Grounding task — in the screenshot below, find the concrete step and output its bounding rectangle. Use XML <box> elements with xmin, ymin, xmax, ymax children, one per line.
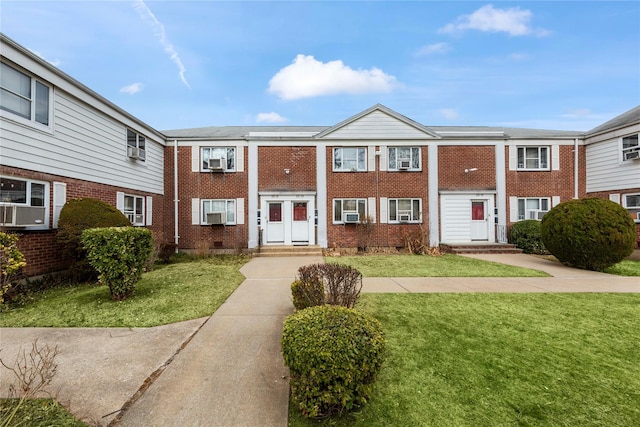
<box><xmin>440</xmin><ymin>243</ymin><xmax>523</xmax><ymax>255</ymax></box>
<box><xmin>254</xmin><ymin>245</ymin><xmax>323</xmax><ymax>257</ymax></box>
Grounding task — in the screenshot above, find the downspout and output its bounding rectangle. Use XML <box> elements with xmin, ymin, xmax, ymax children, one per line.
<box><xmin>174</xmin><ymin>139</ymin><xmax>179</xmax><ymax>250</ymax></box>
<box><xmin>574</xmin><ymin>138</ymin><xmax>579</xmax><ymax>199</ymax></box>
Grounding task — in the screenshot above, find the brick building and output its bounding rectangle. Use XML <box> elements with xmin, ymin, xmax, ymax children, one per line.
<box><xmin>1</xmin><ymin>33</ymin><xmax>639</xmax><ymax>277</ymax></box>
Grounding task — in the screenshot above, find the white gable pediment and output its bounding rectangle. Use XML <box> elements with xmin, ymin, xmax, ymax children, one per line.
<box><xmin>316</xmin><ymin>104</ymin><xmax>440</xmax><ymax>140</ymax></box>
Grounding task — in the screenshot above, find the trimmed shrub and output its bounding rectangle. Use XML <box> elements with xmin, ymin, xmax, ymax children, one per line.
<box><xmin>291</xmin><ymin>279</ymin><xmax>324</xmax><ymax>310</ymax></box>
<box><xmin>282</xmin><ymin>305</ymin><xmax>385</xmax><ymax>418</ymax></box>
<box><xmin>296</xmin><ymin>263</ymin><xmax>363</xmax><ymax>308</ymax></box>
<box><xmin>508</xmin><ymin>220</ymin><xmax>548</xmax><ymax>254</ymax></box>
<box><xmin>82</xmin><ymin>227</ymin><xmax>153</xmax><ymax>300</ymax></box>
<box><xmin>541</xmin><ymin>197</ymin><xmax>636</xmax><ymax>271</ymax></box>
<box><xmin>57</xmin><ymin>198</ymin><xmax>131</xmax><ymax>281</ymax></box>
<box><xmin>0</xmin><ymin>232</ymin><xmax>27</xmax><ymax>304</ymax></box>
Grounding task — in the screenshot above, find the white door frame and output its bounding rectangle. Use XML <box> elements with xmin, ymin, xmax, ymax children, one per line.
<box><xmin>259</xmin><ymin>192</ymin><xmax>316</xmax><ymax>246</ymax></box>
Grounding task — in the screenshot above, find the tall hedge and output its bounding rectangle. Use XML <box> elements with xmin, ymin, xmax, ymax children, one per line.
<box><xmin>82</xmin><ymin>227</ymin><xmax>153</xmax><ymax>300</ymax></box>
<box><xmin>540</xmin><ymin>198</ymin><xmax>635</xmax><ymax>271</ymax></box>
<box><xmin>508</xmin><ymin>219</ymin><xmax>548</xmax><ymax>254</ymax></box>
<box><xmin>0</xmin><ymin>232</ymin><xmax>27</xmax><ymax>304</ymax></box>
<box><xmin>57</xmin><ymin>198</ymin><xmax>131</xmax><ymax>280</ymax></box>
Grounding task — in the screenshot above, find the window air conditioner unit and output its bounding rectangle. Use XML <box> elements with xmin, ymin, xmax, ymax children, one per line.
<box><xmin>398</xmin><ymin>213</ymin><xmax>411</xmax><ymax>222</ymax></box>
<box><xmin>623</xmin><ymin>150</ymin><xmax>640</xmax><ymax>161</ymax></box>
<box><xmin>208</xmin><ymin>158</ymin><xmax>225</xmax><ymax>171</ymax></box>
<box><xmin>1</xmin><ymin>206</ymin><xmax>46</xmax><ymax>226</ymax></box>
<box><xmin>207</xmin><ymin>212</ymin><xmax>226</xmax><ymax>225</ymax></box>
<box><xmin>127</xmin><ymin>146</ymin><xmax>146</xmax><ymax>160</ymax></box>
<box><xmin>343</xmin><ymin>213</ymin><xmax>360</xmax><ymax>223</ymax></box>
<box><xmin>527</xmin><ymin>210</ymin><xmax>547</xmax><ymax>220</ymax></box>
<box><xmin>398</xmin><ymin>159</ymin><xmax>411</xmax><ymax>170</ymax></box>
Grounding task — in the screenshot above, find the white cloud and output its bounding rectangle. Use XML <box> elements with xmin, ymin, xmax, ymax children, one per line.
<box><xmin>29</xmin><ymin>49</ymin><xmax>61</xmax><ymax>67</ymax></box>
<box><xmin>133</xmin><ymin>0</ymin><xmax>190</xmax><ymax>88</ymax></box>
<box><xmin>414</xmin><ymin>42</ymin><xmax>451</xmax><ymax>57</ymax></box>
<box><xmin>120</xmin><ymin>82</ymin><xmax>145</xmax><ymax>95</ymax></box>
<box><xmin>256</xmin><ymin>112</ymin><xmax>288</xmax><ymax>123</ymax></box>
<box><xmin>268</xmin><ymin>54</ymin><xmax>397</xmax><ymax>100</ymax></box>
<box><xmin>439</xmin><ymin>108</ymin><xmax>459</xmax><ymax>120</ymax></box>
<box><xmin>439</xmin><ymin>4</ymin><xmax>550</xmax><ymax>37</ymax></box>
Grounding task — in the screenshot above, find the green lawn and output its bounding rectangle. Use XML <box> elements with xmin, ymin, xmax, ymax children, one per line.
<box><xmin>0</xmin><ymin>399</ymin><xmax>87</xmax><ymax>427</ymax></box>
<box><xmin>290</xmin><ymin>293</ymin><xmax>640</xmax><ymax>426</ymax></box>
<box><xmin>325</xmin><ymin>254</ymin><xmax>550</xmax><ymax>277</ymax></box>
<box><xmin>604</xmin><ymin>259</ymin><xmax>640</xmax><ymax>276</ymax></box>
<box><xmin>0</xmin><ymin>255</ymin><xmax>248</xmax><ymax>327</ymax></box>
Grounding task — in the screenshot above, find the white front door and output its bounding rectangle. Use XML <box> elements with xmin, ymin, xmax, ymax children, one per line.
<box><xmin>291</xmin><ymin>202</ymin><xmax>309</xmax><ymax>244</ymax></box>
<box><xmin>470</xmin><ymin>200</ymin><xmax>489</xmax><ymax>241</ymax></box>
<box><xmin>266</xmin><ymin>202</ymin><xmax>284</xmax><ymax>243</ymax></box>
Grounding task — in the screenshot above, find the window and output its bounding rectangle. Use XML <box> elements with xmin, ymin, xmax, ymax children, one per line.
<box><xmin>622</xmin><ymin>134</ymin><xmax>639</xmax><ymax>161</ymax></box>
<box><xmin>623</xmin><ymin>193</ymin><xmax>640</xmax><ymax>209</ymax></box>
<box><xmin>126</xmin><ymin>129</ymin><xmax>146</xmax><ymax>161</ymax></box>
<box><xmin>517</xmin><ymin>198</ymin><xmax>550</xmax><ymax>221</ymax></box>
<box><xmin>201</xmin><ymin>147</ymin><xmax>235</xmax><ymax>172</ymax></box>
<box><xmin>124</xmin><ymin>195</ymin><xmax>145</xmax><ymax>226</ymax></box>
<box><xmin>0</xmin><ymin>62</ymin><xmax>50</xmax><ymax>126</ymax></box>
<box><xmin>0</xmin><ymin>176</ymin><xmax>49</xmax><ymax>228</ymax></box>
<box><xmin>202</xmin><ymin>199</ymin><xmax>236</xmax><ymax>225</ymax></box>
<box><xmin>333</xmin><ymin>199</ymin><xmax>366</xmax><ymax>223</ymax></box>
<box><xmin>517</xmin><ymin>147</ymin><xmax>549</xmax><ymax>170</ymax></box>
<box><xmin>388</xmin><ymin>198</ymin><xmax>421</xmax><ymax>223</ymax></box>
<box><xmin>333</xmin><ymin>147</ymin><xmax>366</xmax><ymax>172</ymax></box>
<box><xmin>388</xmin><ymin>147</ymin><xmax>421</xmax><ymax>170</ymax></box>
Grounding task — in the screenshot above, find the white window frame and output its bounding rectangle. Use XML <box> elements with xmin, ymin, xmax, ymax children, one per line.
<box><xmin>333</xmin><ymin>198</ymin><xmax>367</xmax><ymax>224</ymax></box>
<box><xmin>517</xmin><ymin>197</ymin><xmax>550</xmax><ymax>221</ymax></box>
<box><xmin>621</xmin><ymin>134</ymin><xmax>639</xmax><ymax>161</ymax></box>
<box><xmin>0</xmin><ymin>175</ymin><xmax>50</xmax><ymax>229</ymax></box>
<box><xmin>517</xmin><ymin>146</ymin><xmax>549</xmax><ymax>170</ymax></box>
<box><xmin>0</xmin><ymin>61</ymin><xmax>51</xmax><ymax>128</ymax></box>
<box><xmin>126</xmin><ymin>129</ymin><xmax>147</xmax><ymax>161</ymax></box>
<box><xmin>388</xmin><ymin>198</ymin><xmax>422</xmax><ymax>223</ymax></box>
<box><xmin>201</xmin><ymin>199</ymin><xmax>236</xmax><ymax>225</ymax></box>
<box><xmin>201</xmin><ymin>147</ymin><xmax>236</xmax><ymax>172</ymax></box>
<box><xmin>333</xmin><ymin>147</ymin><xmax>367</xmax><ymax>172</ymax></box>
<box><xmin>622</xmin><ymin>193</ymin><xmax>640</xmax><ymax>209</ymax></box>
<box><xmin>123</xmin><ymin>194</ymin><xmax>145</xmax><ymax>226</ymax></box>
<box><xmin>387</xmin><ymin>147</ymin><xmax>421</xmax><ymax>171</ymax></box>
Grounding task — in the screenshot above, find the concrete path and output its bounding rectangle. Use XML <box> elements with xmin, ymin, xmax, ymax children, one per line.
<box><xmin>0</xmin><ymin>253</ymin><xmax>637</xmax><ymax>427</ymax></box>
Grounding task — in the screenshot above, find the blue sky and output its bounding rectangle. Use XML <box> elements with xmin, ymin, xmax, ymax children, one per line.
<box><xmin>1</xmin><ymin>1</ymin><xmax>639</xmax><ymax>131</ymax></box>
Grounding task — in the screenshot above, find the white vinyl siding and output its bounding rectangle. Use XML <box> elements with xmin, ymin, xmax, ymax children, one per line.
<box><xmin>320</xmin><ymin>110</ymin><xmax>435</xmax><ymax>139</ymax></box>
<box><xmin>586</xmin><ymin>138</ymin><xmax>640</xmax><ymax>192</ymax></box>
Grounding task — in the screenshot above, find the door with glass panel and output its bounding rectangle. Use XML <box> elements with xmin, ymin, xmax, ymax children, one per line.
<box><xmin>266</xmin><ymin>202</ymin><xmax>284</xmax><ymax>243</ymax></box>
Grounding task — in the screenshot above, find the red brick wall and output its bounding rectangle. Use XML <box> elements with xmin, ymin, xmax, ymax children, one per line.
<box><xmin>1</xmin><ymin>165</ymin><xmax>165</xmax><ymax>276</ymax></box>
<box><xmin>258</xmin><ymin>146</ymin><xmax>317</xmax><ymax>191</ymax></box>
<box><xmin>166</xmin><ymin>146</ymin><xmax>249</xmax><ymax>251</ymax></box>
<box><xmin>326</xmin><ymin>146</ymin><xmax>429</xmax><ymax>248</ymax></box>
<box><xmin>438</xmin><ymin>145</ymin><xmax>496</xmax><ymax>191</ymax></box>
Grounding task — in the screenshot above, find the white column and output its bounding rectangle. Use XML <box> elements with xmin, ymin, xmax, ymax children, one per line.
<box><xmin>428</xmin><ymin>144</ymin><xmax>439</xmax><ymax>246</ymax></box>
<box><xmin>495</xmin><ymin>142</ymin><xmax>507</xmax><ymax>242</ymax></box>
<box><xmin>316</xmin><ymin>144</ymin><xmax>328</xmax><ymax>247</ymax></box>
<box><xmin>248</xmin><ymin>144</ymin><xmax>259</xmax><ymax>248</ymax></box>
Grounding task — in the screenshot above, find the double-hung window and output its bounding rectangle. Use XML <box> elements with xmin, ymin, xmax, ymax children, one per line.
<box><xmin>623</xmin><ymin>194</ymin><xmax>640</xmax><ymax>209</ymax></box>
<box><xmin>388</xmin><ymin>198</ymin><xmax>421</xmax><ymax>223</ymax></box>
<box><xmin>202</xmin><ymin>199</ymin><xmax>236</xmax><ymax>225</ymax></box>
<box><xmin>622</xmin><ymin>134</ymin><xmax>639</xmax><ymax>161</ymax></box>
<box><xmin>517</xmin><ymin>146</ymin><xmax>549</xmax><ymax>170</ymax></box>
<box><xmin>518</xmin><ymin>198</ymin><xmax>549</xmax><ymax>221</ymax></box>
<box><xmin>202</xmin><ymin>147</ymin><xmax>235</xmax><ymax>172</ymax></box>
<box><xmin>124</xmin><ymin>195</ymin><xmax>145</xmax><ymax>226</ymax></box>
<box><xmin>0</xmin><ymin>176</ymin><xmax>48</xmax><ymax>227</ymax></box>
<box><xmin>388</xmin><ymin>147</ymin><xmax>421</xmax><ymax>170</ymax></box>
<box><xmin>333</xmin><ymin>199</ymin><xmax>366</xmax><ymax>223</ymax></box>
<box><xmin>126</xmin><ymin>129</ymin><xmax>146</xmax><ymax>161</ymax></box>
<box><xmin>0</xmin><ymin>62</ymin><xmax>50</xmax><ymax>126</ymax></box>
<box><xmin>333</xmin><ymin>147</ymin><xmax>366</xmax><ymax>172</ymax></box>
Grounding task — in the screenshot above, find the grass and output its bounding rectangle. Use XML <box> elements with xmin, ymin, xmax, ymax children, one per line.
<box><xmin>325</xmin><ymin>254</ymin><xmax>550</xmax><ymax>277</ymax></box>
<box><xmin>0</xmin><ymin>255</ymin><xmax>249</xmax><ymax>327</ymax></box>
<box><xmin>0</xmin><ymin>399</ymin><xmax>87</xmax><ymax>427</ymax></box>
<box><xmin>290</xmin><ymin>293</ymin><xmax>640</xmax><ymax>426</ymax></box>
<box><xmin>604</xmin><ymin>259</ymin><xmax>640</xmax><ymax>276</ymax></box>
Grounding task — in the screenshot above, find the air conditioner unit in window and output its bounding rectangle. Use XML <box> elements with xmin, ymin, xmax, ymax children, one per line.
<box><xmin>398</xmin><ymin>213</ymin><xmax>411</xmax><ymax>222</ymax></box>
<box><xmin>343</xmin><ymin>213</ymin><xmax>360</xmax><ymax>223</ymax></box>
<box><xmin>207</xmin><ymin>212</ymin><xmax>226</xmax><ymax>225</ymax></box>
<box><xmin>1</xmin><ymin>206</ymin><xmax>46</xmax><ymax>226</ymax></box>
<box><xmin>1</xmin><ymin>205</ymin><xmax>16</xmax><ymax>226</ymax></box>
<box><xmin>527</xmin><ymin>210</ymin><xmax>548</xmax><ymax>220</ymax></box>
<box><xmin>127</xmin><ymin>146</ymin><xmax>146</xmax><ymax>160</ymax></box>
<box><xmin>623</xmin><ymin>150</ymin><xmax>640</xmax><ymax>161</ymax></box>
<box><xmin>208</xmin><ymin>158</ymin><xmax>225</xmax><ymax>171</ymax></box>
<box><xmin>398</xmin><ymin>159</ymin><xmax>411</xmax><ymax>170</ymax></box>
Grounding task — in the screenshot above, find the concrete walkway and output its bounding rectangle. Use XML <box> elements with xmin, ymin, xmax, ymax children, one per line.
<box><xmin>0</xmin><ymin>254</ymin><xmax>637</xmax><ymax>427</ymax></box>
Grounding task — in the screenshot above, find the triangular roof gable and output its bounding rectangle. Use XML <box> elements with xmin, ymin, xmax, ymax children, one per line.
<box><xmin>315</xmin><ymin>104</ymin><xmax>441</xmax><ymax>139</ymax></box>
